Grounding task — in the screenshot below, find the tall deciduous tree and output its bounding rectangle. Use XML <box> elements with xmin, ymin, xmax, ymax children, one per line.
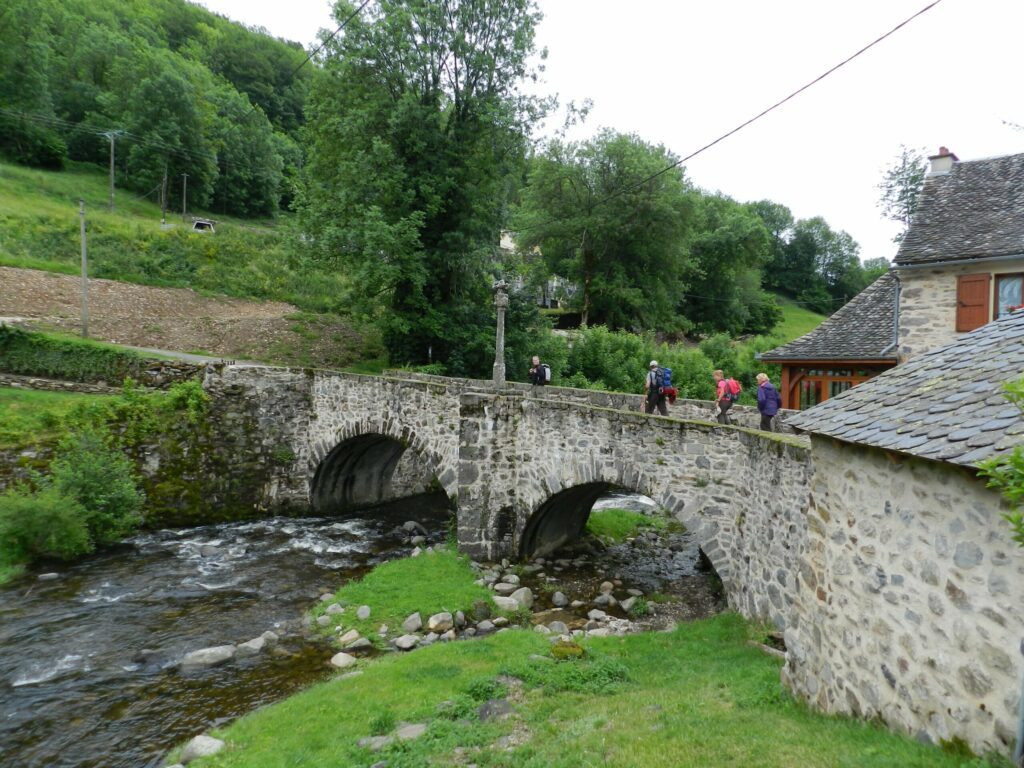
<box><xmin>515</xmin><ymin>130</ymin><xmax>693</xmax><ymax>331</ymax></box>
<box><xmin>298</xmin><ymin>0</ymin><xmax>548</xmax><ymax>370</ymax></box>
<box><xmin>878</xmin><ymin>145</ymin><xmax>926</xmax><ymax>243</ymax></box>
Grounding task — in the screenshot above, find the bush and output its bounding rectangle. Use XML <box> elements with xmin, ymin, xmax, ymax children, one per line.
<box><xmin>0</xmin><ymin>326</ymin><xmax>146</xmax><ymax>384</ymax></box>
<box><xmin>50</xmin><ymin>428</ymin><xmax>144</xmax><ymax>545</ymax></box>
<box><xmin>0</xmin><ymin>485</ymin><xmax>92</xmax><ymax>563</ymax></box>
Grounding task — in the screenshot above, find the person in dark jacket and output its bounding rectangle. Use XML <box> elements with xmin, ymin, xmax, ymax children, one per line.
<box><xmin>755</xmin><ymin>372</ymin><xmax>782</xmax><ymax>431</ymax></box>
<box><xmin>529</xmin><ymin>355</ymin><xmax>547</xmax><ymax>386</ymax></box>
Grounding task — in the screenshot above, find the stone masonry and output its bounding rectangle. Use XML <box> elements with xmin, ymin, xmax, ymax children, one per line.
<box><xmin>784</xmin><ymin>436</ymin><xmax>1024</xmax><ymax>755</ymax></box>
<box><xmin>897</xmin><ymin>258</ymin><xmax>1024</xmax><ymax>362</ymax></box>
<box><xmin>455</xmin><ymin>391</ymin><xmax>812</xmax><ymax>629</ymax></box>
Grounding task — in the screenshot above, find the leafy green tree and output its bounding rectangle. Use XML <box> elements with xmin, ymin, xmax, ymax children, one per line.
<box><xmin>877</xmin><ymin>145</ymin><xmax>926</xmax><ymax>243</ymax></box>
<box><xmin>978</xmin><ymin>379</ymin><xmax>1024</xmax><ymax>546</ymax></box>
<box><xmin>298</xmin><ymin>0</ymin><xmax>547</xmax><ymax>372</ymax></box>
<box><xmin>515</xmin><ymin>130</ymin><xmax>693</xmax><ymax>331</ymax></box>
<box><xmin>681</xmin><ymin>194</ymin><xmax>776</xmax><ymax>335</ymax></box>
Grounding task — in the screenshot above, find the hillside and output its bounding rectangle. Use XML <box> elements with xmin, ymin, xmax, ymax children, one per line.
<box><xmin>773</xmin><ymin>295</ymin><xmax>827</xmax><ymax>343</ymax></box>
<box><xmin>0</xmin><ymin>162</ymin><xmax>380</xmax><ymax>368</ymax></box>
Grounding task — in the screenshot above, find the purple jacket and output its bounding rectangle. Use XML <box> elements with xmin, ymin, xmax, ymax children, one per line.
<box><xmin>757</xmin><ymin>381</ymin><xmax>781</xmax><ymax>416</ymax></box>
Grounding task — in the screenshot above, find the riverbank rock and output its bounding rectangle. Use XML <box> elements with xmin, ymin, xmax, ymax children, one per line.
<box><xmin>510</xmin><ymin>587</ymin><xmax>534</xmax><ymax>609</ymax></box>
<box><xmin>338</xmin><ymin>629</ymin><xmax>361</xmax><ymax>645</ymax></box>
<box><xmin>181</xmin><ymin>645</ymin><xmax>235</xmax><ymax>669</ymax></box>
<box><xmin>492</xmin><ymin>596</ymin><xmax>517</xmax><ymax>612</ymax></box>
<box><xmin>356</xmin><ymin>605</ymin><xmax>371</xmax><ymax>620</ymax></box>
<box><xmin>402</xmin><ymin>612</ymin><xmax>422</xmax><ymax>633</ymax></box>
<box><xmin>345</xmin><ymin>638</ymin><xmax>373</xmax><ymax>652</ymax></box>
<box><xmin>330</xmin><ymin>652</ymin><xmax>357</xmax><ymax>669</ymax></box>
<box><xmin>493</xmin><ymin>582</ymin><xmax>517</xmax><ymax>594</ymax></box>
<box><xmin>235</xmin><ymin>637</ymin><xmax>266</xmax><ymax>658</ymax></box>
<box><xmin>37</xmin><ymin>573</ymin><xmax>59</xmax><ymax>581</ymax></box>
<box><xmin>260</xmin><ymin>630</ymin><xmax>279</xmax><ymax>646</ymax></box>
<box><xmin>180</xmin><ymin>734</ymin><xmax>224</xmax><ymax>763</ymax></box>
<box><xmin>551</xmin><ymin>591</ymin><xmax>568</xmax><ymax>607</ymax></box>
<box><xmin>427</xmin><ymin>612</ymin><xmax>453</xmax><ymax>632</ymax></box>
<box><xmin>620</xmin><ymin>596</ymin><xmax>637</xmax><ymax>613</ymax></box>
<box><xmin>325</xmin><ymin>603</ymin><xmax>344</xmax><ymax>615</ymax></box>
<box><xmin>394</xmin><ymin>634</ymin><xmax>419</xmax><ymax>651</ymax></box>
<box><xmin>396</xmin><ymin>723</ymin><xmax>427</xmax><ymax>741</ymax></box>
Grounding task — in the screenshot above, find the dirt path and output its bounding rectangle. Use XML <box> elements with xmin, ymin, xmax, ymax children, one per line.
<box><xmin>0</xmin><ymin>266</ymin><xmax>363</xmax><ymax>366</ymax></box>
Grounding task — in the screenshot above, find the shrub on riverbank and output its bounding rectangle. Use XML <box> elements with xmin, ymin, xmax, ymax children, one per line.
<box><xmin>0</xmin><ymin>325</ymin><xmax>150</xmax><ymax>384</ymax></box>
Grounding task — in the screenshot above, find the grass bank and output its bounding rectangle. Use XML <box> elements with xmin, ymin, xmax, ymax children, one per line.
<box><xmin>185</xmin><ymin>612</ymin><xmax>991</xmax><ymax>768</ymax></box>
<box><xmin>185</xmin><ymin>552</ymin><xmax>1004</xmax><ymax>768</ymax></box>
<box><xmin>585</xmin><ymin>507</ymin><xmax>672</xmax><ymax>543</ymax></box>
<box><xmin>0</xmin><ymin>386</ymin><xmax>112</xmax><ymax>449</ymax></box>
<box><xmin>310</xmin><ymin>550</ymin><xmax>497</xmax><ymax>642</ymax></box>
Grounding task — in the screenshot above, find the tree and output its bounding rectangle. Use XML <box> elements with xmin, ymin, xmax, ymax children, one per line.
<box><xmin>877</xmin><ymin>145</ymin><xmax>926</xmax><ymax>243</ymax></box>
<box><xmin>297</xmin><ymin>0</ymin><xmax>548</xmax><ymax>372</ymax></box>
<box><xmin>515</xmin><ymin>130</ymin><xmax>693</xmax><ymax>331</ymax></box>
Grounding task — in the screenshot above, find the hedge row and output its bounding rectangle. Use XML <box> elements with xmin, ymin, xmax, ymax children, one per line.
<box><xmin>0</xmin><ymin>326</ymin><xmax>146</xmax><ymax>384</ymax></box>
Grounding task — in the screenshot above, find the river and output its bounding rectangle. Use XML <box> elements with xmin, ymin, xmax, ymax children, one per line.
<box><xmin>0</xmin><ymin>495</ymin><xmax>451</xmax><ymax>768</ymax></box>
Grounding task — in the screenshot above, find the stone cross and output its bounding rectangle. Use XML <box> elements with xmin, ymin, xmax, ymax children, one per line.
<box><xmin>492</xmin><ymin>279</ymin><xmax>509</xmax><ymax>388</ymax></box>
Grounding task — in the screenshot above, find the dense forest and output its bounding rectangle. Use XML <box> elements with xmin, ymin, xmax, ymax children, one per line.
<box><xmin>0</xmin><ymin>0</ymin><xmax>889</xmax><ymax>376</ymax></box>
<box><xmin>0</xmin><ymin>0</ymin><xmax>309</xmax><ymax>216</ymax></box>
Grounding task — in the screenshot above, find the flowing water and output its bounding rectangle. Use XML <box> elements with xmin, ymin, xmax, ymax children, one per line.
<box><xmin>0</xmin><ymin>495</ymin><xmax>451</xmax><ymax>768</ymax></box>
<box><xmin>0</xmin><ymin>492</ymin><xmax>721</xmax><ymax>768</ymax></box>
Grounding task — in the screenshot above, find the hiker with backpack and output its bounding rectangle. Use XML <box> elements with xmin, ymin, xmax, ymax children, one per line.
<box><xmin>643</xmin><ymin>360</ymin><xmax>675</xmax><ymax>416</ymax></box>
<box><xmin>755</xmin><ymin>372</ymin><xmax>782</xmax><ymax>431</ymax></box>
<box><xmin>529</xmin><ymin>355</ymin><xmax>551</xmax><ymax>387</ymax></box>
<box><xmin>712</xmin><ymin>369</ymin><xmax>741</xmax><ymax>425</ymax></box>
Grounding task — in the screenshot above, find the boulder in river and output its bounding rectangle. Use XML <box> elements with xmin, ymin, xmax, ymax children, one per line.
<box><xmin>180</xmin><ymin>734</ymin><xmax>225</xmax><ymax>763</ymax></box>
<box><xmin>181</xmin><ymin>645</ymin><xmax>235</xmax><ymax>670</ymax></box>
<box><xmin>330</xmin><ymin>652</ymin><xmax>357</xmax><ymax>669</ymax></box>
<box><xmin>402</xmin><ymin>612</ymin><xmax>423</xmax><ymax>633</ymax></box>
<box><xmin>260</xmin><ymin>630</ymin><xmax>279</xmax><ymax>646</ymax></box>
<box><xmin>37</xmin><ymin>573</ymin><xmax>59</xmax><ymax>582</ymax></box>
<box><xmin>492</xmin><ymin>596</ymin><xmax>518</xmax><ymax>612</ymax></box>
<box><xmin>235</xmin><ymin>637</ymin><xmax>266</xmax><ymax>658</ymax></box>
<box><xmin>509</xmin><ymin>587</ymin><xmax>534</xmax><ymax>609</ymax></box>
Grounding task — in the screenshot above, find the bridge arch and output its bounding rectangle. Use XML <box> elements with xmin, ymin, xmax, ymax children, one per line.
<box><xmin>309</xmin><ymin>420</ymin><xmax>448</xmax><ymax>514</ymax></box>
<box><xmin>516</xmin><ymin>469</ymin><xmax>729</xmax><ymax>584</ymax></box>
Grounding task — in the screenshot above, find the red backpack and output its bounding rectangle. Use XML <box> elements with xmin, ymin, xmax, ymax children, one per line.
<box><xmin>723</xmin><ymin>378</ymin><xmax>742</xmax><ymax>401</ymax></box>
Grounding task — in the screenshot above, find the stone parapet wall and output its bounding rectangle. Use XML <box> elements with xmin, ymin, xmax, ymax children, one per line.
<box><xmin>784</xmin><ymin>435</ymin><xmax>1024</xmax><ymax>755</ymax></box>
<box><xmin>385</xmin><ymin>370</ymin><xmax>799</xmax><ymax>434</ymax></box>
<box><xmin>455</xmin><ymin>391</ymin><xmax>812</xmax><ymax>630</ymax></box>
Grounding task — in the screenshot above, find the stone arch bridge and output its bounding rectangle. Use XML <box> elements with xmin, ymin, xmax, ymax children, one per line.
<box><xmin>202</xmin><ymin>365</ymin><xmax>810</xmax><ymax>628</ymax></box>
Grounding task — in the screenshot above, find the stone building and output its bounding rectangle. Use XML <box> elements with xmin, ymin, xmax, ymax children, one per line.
<box><xmin>895</xmin><ymin>148</ymin><xmax>1024</xmax><ymax>361</ymax></box>
<box><xmin>762</xmin><ymin>147</ymin><xmax>1024</xmax><ymax>409</ymax></box>
<box><xmin>759</xmin><ymin>273</ymin><xmax>898</xmax><ymax>410</ymax></box>
<box><xmin>782</xmin><ymin>308</ymin><xmax>1024</xmax><ymax>754</ymax></box>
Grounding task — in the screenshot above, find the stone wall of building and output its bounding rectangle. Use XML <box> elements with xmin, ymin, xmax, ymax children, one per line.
<box><xmin>897</xmin><ymin>259</ymin><xmax>1024</xmax><ymax>361</ymax></box>
<box><xmin>456</xmin><ymin>391</ymin><xmax>812</xmax><ymax>629</ymax></box>
<box><xmin>784</xmin><ymin>435</ymin><xmax>1024</xmax><ymax>755</ymax></box>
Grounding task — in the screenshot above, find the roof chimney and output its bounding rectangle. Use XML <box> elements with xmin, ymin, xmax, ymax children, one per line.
<box><xmin>927</xmin><ymin>146</ymin><xmax>959</xmax><ymax>176</ymax></box>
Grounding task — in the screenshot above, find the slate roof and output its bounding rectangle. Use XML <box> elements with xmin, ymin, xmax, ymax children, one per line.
<box><xmin>896</xmin><ymin>152</ymin><xmax>1024</xmax><ymax>266</ymax></box>
<box><xmin>787</xmin><ymin>309</ymin><xmax>1024</xmax><ymax>466</ymax></box>
<box><xmin>759</xmin><ymin>273</ymin><xmax>898</xmax><ymax>362</ymax></box>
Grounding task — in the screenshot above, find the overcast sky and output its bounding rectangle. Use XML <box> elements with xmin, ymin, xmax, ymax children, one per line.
<box><xmin>197</xmin><ymin>0</ymin><xmax>1023</xmax><ymax>263</ymax></box>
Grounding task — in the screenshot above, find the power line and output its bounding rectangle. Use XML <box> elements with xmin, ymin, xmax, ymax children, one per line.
<box><xmin>517</xmin><ymin>0</ymin><xmax>945</xmax><ymax>233</ymax></box>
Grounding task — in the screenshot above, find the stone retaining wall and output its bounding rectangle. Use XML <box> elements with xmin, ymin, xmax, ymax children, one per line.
<box><xmin>784</xmin><ymin>435</ymin><xmax>1024</xmax><ymax>755</ymax></box>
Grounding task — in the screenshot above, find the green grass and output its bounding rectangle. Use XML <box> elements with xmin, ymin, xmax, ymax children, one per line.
<box><xmin>310</xmin><ymin>550</ymin><xmax>496</xmax><ymax>640</ymax></box>
<box><xmin>0</xmin><ymin>562</ymin><xmax>26</xmax><ymax>586</ymax></box>
<box><xmin>187</xmin><ymin>612</ymin><xmax>991</xmax><ymax>768</ymax></box>
<box><xmin>585</xmin><ymin>507</ymin><xmax>670</xmax><ymax>543</ymax></box>
<box><xmin>0</xmin><ymin>386</ymin><xmax>113</xmax><ymax>449</ymax></box>
<box><xmin>0</xmin><ymin>160</ymin><xmax>350</xmax><ymax>315</ymax></box>
<box><xmin>773</xmin><ymin>294</ymin><xmax>828</xmax><ymax>343</ymax></box>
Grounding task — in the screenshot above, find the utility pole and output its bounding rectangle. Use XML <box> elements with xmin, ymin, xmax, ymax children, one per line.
<box><xmin>181</xmin><ymin>173</ymin><xmax>188</xmax><ymax>222</ymax></box>
<box><xmin>101</xmin><ymin>130</ymin><xmax>124</xmax><ymax>212</ymax></box>
<box><xmin>160</xmin><ymin>163</ymin><xmax>169</xmax><ymax>224</ymax></box>
<box><xmin>79</xmin><ymin>200</ymin><xmax>89</xmax><ymax>337</ymax></box>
